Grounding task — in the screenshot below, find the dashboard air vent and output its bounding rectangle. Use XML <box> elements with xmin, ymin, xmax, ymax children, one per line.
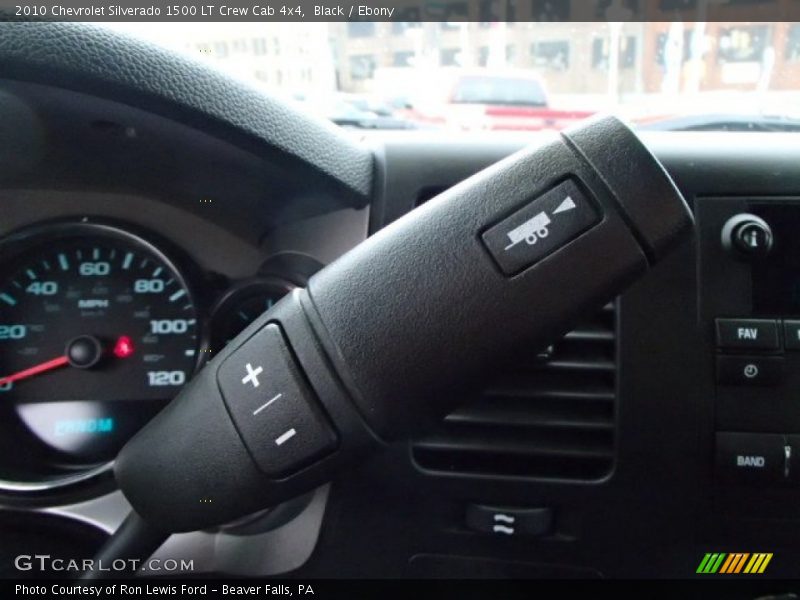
<box><xmin>412</xmin><ymin>302</ymin><xmax>617</xmax><ymax>481</ymax></box>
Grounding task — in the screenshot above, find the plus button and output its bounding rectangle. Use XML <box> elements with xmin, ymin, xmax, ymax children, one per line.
<box><xmin>241</xmin><ymin>363</ymin><xmax>264</xmax><ymax>388</ymax></box>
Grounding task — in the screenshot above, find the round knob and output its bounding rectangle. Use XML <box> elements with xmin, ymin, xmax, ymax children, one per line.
<box><xmin>722</xmin><ymin>213</ymin><xmax>773</xmax><ymax>259</ymax></box>
<box><xmin>66</xmin><ymin>335</ymin><xmax>103</xmax><ymax>369</ymax></box>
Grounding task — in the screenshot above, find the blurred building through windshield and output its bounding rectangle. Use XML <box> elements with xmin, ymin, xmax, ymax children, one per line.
<box><xmin>106</xmin><ymin>10</ymin><xmax>800</xmax><ymax>131</ymax></box>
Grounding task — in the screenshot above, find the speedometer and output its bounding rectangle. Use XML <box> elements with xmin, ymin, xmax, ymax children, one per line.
<box><xmin>0</xmin><ymin>222</ymin><xmax>204</xmax><ymax>490</ymax></box>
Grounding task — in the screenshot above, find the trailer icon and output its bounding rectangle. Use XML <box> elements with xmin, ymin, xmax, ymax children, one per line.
<box><xmin>504</xmin><ymin>211</ymin><xmax>551</xmax><ymax>250</ymax></box>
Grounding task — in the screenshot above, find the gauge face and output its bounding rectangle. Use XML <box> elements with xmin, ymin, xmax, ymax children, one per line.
<box><xmin>0</xmin><ymin>223</ymin><xmax>202</xmax><ymax>473</ymax></box>
<box><xmin>211</xmin><ymin>280</ymin><xmax>294</xmax><ymax>355</ymax></box>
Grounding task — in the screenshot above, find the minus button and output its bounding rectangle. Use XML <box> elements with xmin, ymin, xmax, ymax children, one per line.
<box><xmin>275</xmin><ymin>428</ymin><xmax>297</xmax><ymax>446</ymax></box>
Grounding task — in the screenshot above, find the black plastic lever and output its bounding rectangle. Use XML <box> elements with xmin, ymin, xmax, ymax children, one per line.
<box><xmin>115</xmin><ymin>116</ymin><xmax>693</xmax><ymax>533</ymax></box>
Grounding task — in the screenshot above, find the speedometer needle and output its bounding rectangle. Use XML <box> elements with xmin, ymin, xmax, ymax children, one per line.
<box><xmin>0</xmin><ymin>335</ymin><xmax>135</xmax><ymax>388</ymax></box>
<box><xmin>0</xmin><ymin>356</ymin><xmax>69</xmax><ymax>387</ymax></box>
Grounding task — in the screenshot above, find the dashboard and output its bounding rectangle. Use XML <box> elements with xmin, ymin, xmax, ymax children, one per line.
<box><xmin>4</xmin><ymin>22</ymin><xmax>800</xmax><ymax>583</ymax></box>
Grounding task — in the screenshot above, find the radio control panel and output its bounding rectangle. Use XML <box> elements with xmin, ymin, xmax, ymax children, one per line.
<box><xmin>697</xmin><ymin>199</ymin><xmax>800</xmax><ymax>488</ymax></box>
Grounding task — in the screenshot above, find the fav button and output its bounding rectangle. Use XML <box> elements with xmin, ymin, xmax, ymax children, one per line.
<box><xmin>716</xmin><ymin>318</ymin><xmax>779</xmax><ymax>350</ymax></box>
<box><xmin>716</xmin><ymin>355</ymin><xmax>784</xmax><ymax>386</ymax></box>
<box><xmin>715</xmin><ymin>432</ymin><xmax>787</xmax><ymax>484</ymax></box>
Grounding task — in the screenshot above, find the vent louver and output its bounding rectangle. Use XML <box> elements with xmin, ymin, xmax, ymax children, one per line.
<box><xmin>412</xmin><ymin>302</ymin><xmax>617</xmax><ymax>481</ymax></box>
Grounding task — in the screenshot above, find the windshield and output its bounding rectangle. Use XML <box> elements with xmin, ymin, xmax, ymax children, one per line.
<box><xmin>104</xmin><ymin>21</ymin><xmax>800</xmax><ymax>132</ymax></box>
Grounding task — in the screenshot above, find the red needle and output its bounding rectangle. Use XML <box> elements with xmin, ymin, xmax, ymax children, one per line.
<box><xmin>0</xmin><ymin>356</ymin><xmax>70</xmax><ymax>387</ymax></box>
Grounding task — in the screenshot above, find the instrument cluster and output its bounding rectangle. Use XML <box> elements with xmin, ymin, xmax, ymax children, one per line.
<box><xmin>0</xmin><ymin>219</ymin><xmax>304</xmax><ymax>495</ymax></box>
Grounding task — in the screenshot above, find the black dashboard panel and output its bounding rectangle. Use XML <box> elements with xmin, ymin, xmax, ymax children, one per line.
<box><xmin>293</xmin><ymin>132</ymin><xmax>800</xmax><ymax>578</ymax></box>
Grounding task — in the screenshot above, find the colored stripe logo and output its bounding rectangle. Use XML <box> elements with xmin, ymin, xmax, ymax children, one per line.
<box><xmin>696</xmin><ymin>553</ymin><xmax>772</xmax><ymax>574</ymax></box>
